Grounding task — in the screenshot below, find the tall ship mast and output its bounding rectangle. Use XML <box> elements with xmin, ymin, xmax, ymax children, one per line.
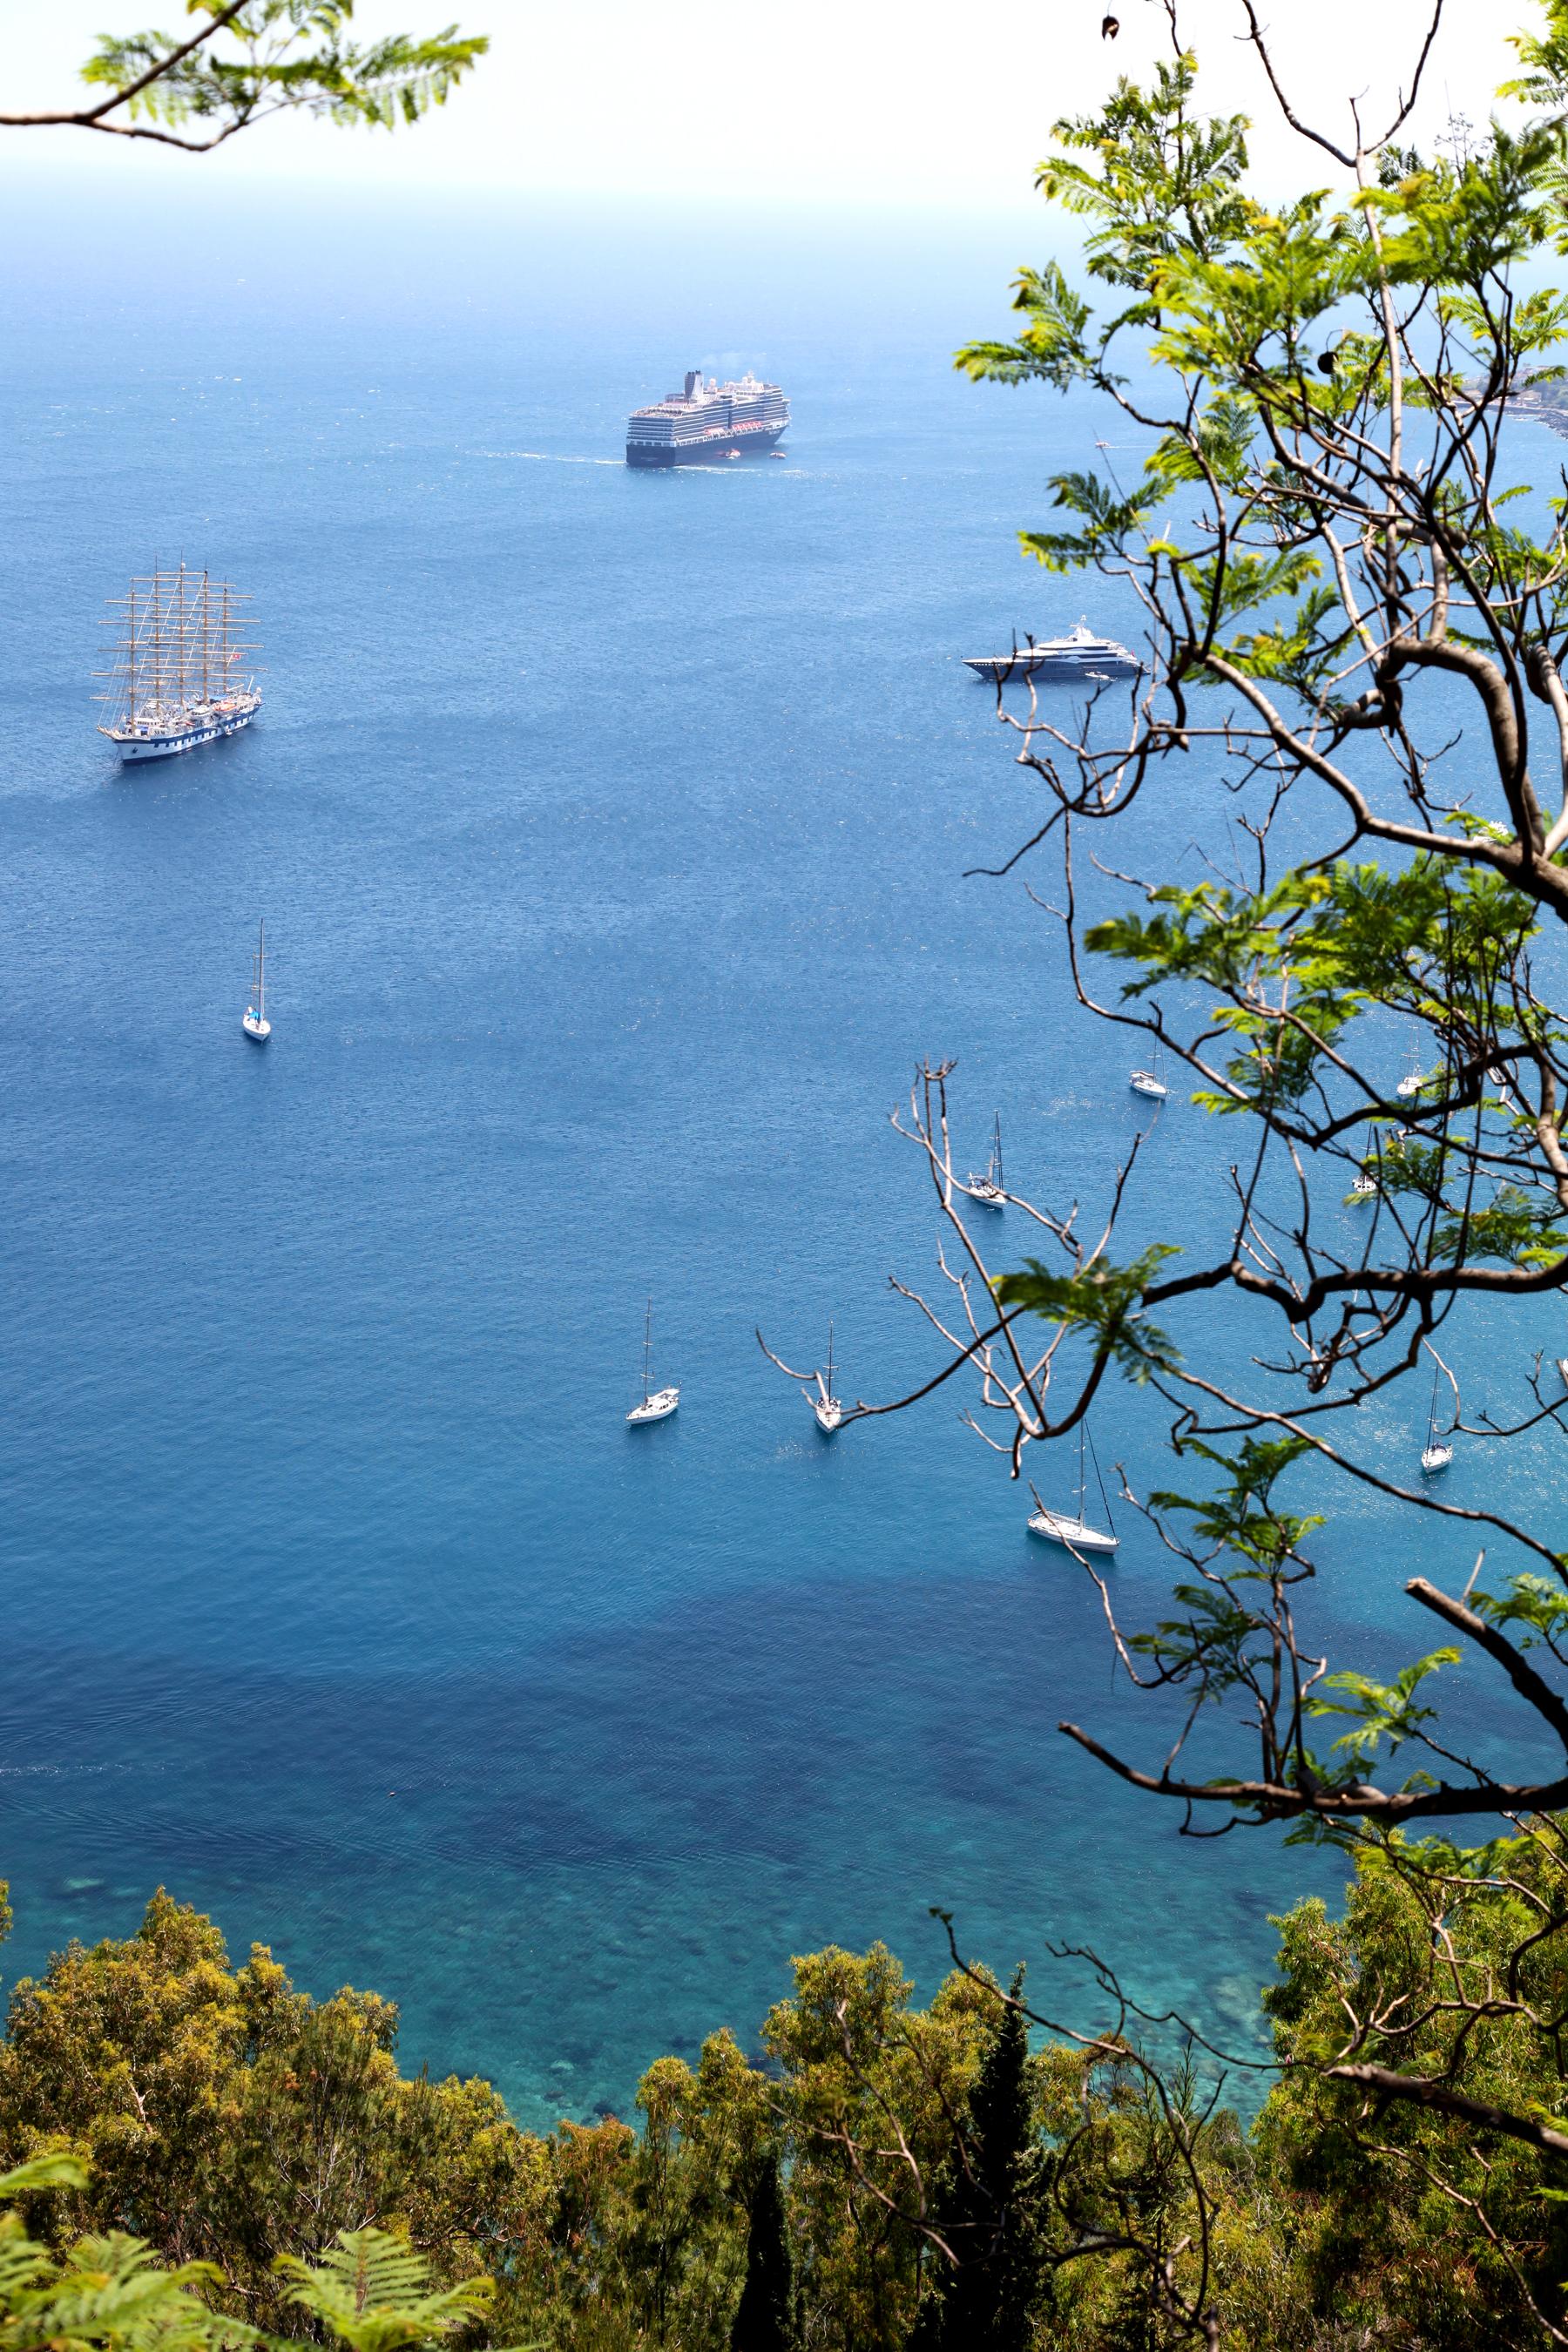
<box><xmin>625</xmin><ymin>369</ymin><xmax>789</xmax><ymax>468</ymax></box>
<box><xmin>97</xmin><ymin>564</ymin><xmax>261</xmax><ymax>763</ymax></box>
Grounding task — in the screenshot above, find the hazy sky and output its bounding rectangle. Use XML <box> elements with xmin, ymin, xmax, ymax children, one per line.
<box><xmin>0</xmin><ymin>0</ymin><xmax>1539</xmax><ymax>206</ymax></box>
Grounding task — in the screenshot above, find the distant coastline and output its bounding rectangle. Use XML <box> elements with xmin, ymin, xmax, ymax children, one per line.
<box><xmin>1502</xmin><ymin>377</ymin><xmax>1568</xmax><ymax>435</ymax></box>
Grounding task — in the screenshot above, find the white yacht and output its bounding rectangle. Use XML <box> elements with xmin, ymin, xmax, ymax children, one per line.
<box><xmin>242</xmin><ymin>921</ymin><xmax>271</xmax><ymax>1042</ymax></box>
<box><xmin>1396</xmin><ymin>1044</ymin><xmax>1425</xmax><ymax>1101</ymax></box>
<box><xmin>962</xmin><ymin>1112</ymin><xmax>1006</xmax><ymax>1208</ymax></box>
<box><xmin>964</xmin><ymin>619</ymin><xmax>1139</xmax><ymax>685</ymax></box>
<box><xmin>1027</xmin><ymin>1424</ymin><xmax>1119</xmax><ymax>1553</ymax></box>
<box><xmin>809</xmin><ymin>1321</ymin><xmax>843</xmax><ymax>1435</ymax></box>
<box><xmin>627</xmin><ymin>1299</ymin><xmax>679</xmax><ymax>1424</ymax></box>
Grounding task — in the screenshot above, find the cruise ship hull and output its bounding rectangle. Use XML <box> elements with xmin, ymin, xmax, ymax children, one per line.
<box><xmin>105</xmin><ymin>701</ymin><xmax>260</xmax><ymax>763</ymax></box>
<box><xmin>626</xmin><ymin>423</ymin><xmax>787</xmax><ymax>468</ymax></box>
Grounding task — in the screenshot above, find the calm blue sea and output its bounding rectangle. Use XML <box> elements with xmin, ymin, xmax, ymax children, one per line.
<box><xmin>1</xmin><ymin>170</ymin><xmax>1558</xmax><ymax>2129</ymax></box>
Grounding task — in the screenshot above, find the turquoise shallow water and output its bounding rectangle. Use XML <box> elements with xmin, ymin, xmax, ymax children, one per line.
<box><xmin>1</xmin><ymin>173</ymin><xmax>1558</xmax><ymax>2129</ymax></box>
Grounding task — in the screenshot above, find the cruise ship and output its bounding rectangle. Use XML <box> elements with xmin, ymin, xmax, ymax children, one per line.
<box><xmin>98</xmin><ymin>565</ymin><xmax>260</xmax><ymax>761</ymax></box>
<box><xmin>625</xmin><ymin>369</ymin><xmax>790</xmax><ymax>467</ymax></box>
<box><xmin>964</xmin><ymin>619</ymin><xmax>1139</xmax><ymax>683</ymax></box>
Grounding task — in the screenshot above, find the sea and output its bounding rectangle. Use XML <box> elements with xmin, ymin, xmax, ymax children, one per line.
<box><xmin>1</xmin><ymin>170</ymin><xmax>1558</xmax><ymax>2131</ymax></box>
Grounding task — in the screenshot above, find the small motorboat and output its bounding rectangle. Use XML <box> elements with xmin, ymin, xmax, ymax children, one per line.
<box><xmin>242</xmin><ymin>918</ymin><xmax>271</xmax><ymax>1042</ymax></box>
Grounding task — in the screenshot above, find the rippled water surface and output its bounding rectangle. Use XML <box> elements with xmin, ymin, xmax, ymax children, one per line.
<box><xmin>1</xmin><ymin>174</ymin><xmax>1552</xmax><ymax>2126</ymax></box>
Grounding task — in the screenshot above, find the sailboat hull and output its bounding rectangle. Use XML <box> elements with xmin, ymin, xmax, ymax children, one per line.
<box><xmin>1027</xmin><ymin>1511</ymin><xmax>1119</xmax><ymax>1552</ymax></box>
<box><xmin>627</xmin><ymin>1387</ymin><xmax>679</xmax><ymax>1424</ymax></box>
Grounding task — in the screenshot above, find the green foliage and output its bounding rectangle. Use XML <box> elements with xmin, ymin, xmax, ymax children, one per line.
<box><xmin>12</xmin><ymin>1876</ymin><xmax>1568</xmax><ymax>2346</ymax></box>
<box><xmin>275</xmin><ymin>2230</ymin><xmax>495</xmax><ymax>2352</ymax></box>
<box><xmin>78</xmin><ymin>2</ymin><xmax>487</xmax><ymax>147</ymax></box>
<box><xmin>0</xmin><ymin>1892</ymin><xmax>546</xmax><ymax>2327</ymax></box>
<box><xmin>1307</xmin><ymin>1648</ymin><xmax>1463</xmax><ymax>1768</ymax></box>
<box><xmin>993</xmin><ymin>1245</ymin><xmax>1181</xmax><ymax>1379</ymax></box>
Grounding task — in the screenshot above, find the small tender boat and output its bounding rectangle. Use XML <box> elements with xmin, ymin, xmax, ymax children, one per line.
<box><xmin>964</xmin><ymin>618</ymin><xmax>1139</xmax><ymax>684</ymax></box>
<box><xmin>962</xmin><ymin>1112</ymin><xmax>1006</xmax><ymax>1208</ymax></box>
<box><xmin>627</xmin><ymin>1298</ymin><xmax>679</xmax><ymax>1424</ymax></box>
<box><xmin>1420</xmin><ymin>1357</ymin><xmax>1454</xmax><ymax>1475</ymax></box>
<box><xmin>1027</xmin><ymin>1424</ymin><xmax>1119</xmax><ymax>1553</ymax></box>
<box><xmin>810</xmin><ymin>1321</ymin><xmax>843</xmax><ymax>1435</ymax></box>
<box><xmin>242</xmin><ymin>919</ymin><xmax>271</xmax><ymax>1042</ymax></box>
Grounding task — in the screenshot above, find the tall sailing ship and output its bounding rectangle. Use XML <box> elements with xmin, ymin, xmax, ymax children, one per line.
<box><xmin>97</xmin><ymin>565</ymin><xmax>261</xmax><ymax>762</ymax></box>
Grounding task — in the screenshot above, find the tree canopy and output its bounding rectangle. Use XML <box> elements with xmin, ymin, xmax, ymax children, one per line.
<box><xmin>0</xmin><ymin>3</ymin><xmax>486</xmax><ymax>152</ymax></box>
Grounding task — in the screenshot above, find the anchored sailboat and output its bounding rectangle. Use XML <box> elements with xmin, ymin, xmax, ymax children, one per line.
<box><xmin>626</xmin><ymin>1297</ymin><xmax>679</xmax><ymax>1424</ymax></box>
<box><xmin>1350</xmin><ymin>1128</ymin><xmax>1381</xmax><ymax>1197</ymax></box>
<box><xmin>242</xmin><ymin>921</ymin><xmax>271</xmax><ymax>1043</ymax></box>
<box><xmin>962</xmin><ymin>1113</ymin><xmax>1006</xmax><ymax>1208</ymax></box>
<box><xmin>1129</xmin><ymin>1042</ymin><xmax>1168</xmax><ymax>1100</ymax></box>
<box><xmin>97</xmin><ymin>564</ymin><xmax>260</xmax><ymax>762</ymax></box>
<box><xmin>1420</xmin><ymin>1355</ymin><xmax>1454</xmax><ymax>1476</ymax></box>
<box><xmin>1396</xmin><ymin>1042</ymin><xmax>1425</xmax><ymax>1100</ymax></box>
<box><xmin>809</xmin><ymin>1321</ymin><xmax>843</xmax><ymax>1435</ymax></box>
<box><xmin>1028</xmin><ymin>1421</ymin><xmax>1119</xmax><ymax>1553</ymax></box>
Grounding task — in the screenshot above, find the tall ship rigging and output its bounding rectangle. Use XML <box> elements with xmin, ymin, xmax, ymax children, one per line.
<box><xmin>97</xmin><ymin>565</ymin><xmax>261</xmax><ymax>762</ymax></box>
<box><xmin>625</xmin><ymin>369</ymin><xmax>790</xmax><ymax>467</ymax></box>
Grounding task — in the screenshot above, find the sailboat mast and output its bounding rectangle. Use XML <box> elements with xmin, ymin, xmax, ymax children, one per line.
<box><xmin>125</xmin><ymin>579</ymin><xmax>138</xmax><ymax>723</ymax></box>
<box><xmin>826</xmin><ymin>1319</ymin><xmax>835</xmax><ymax>1391</ymax></box>
<box><xmin>643</xmin><ymin>1297</ymin><xmax>652</xmax><ymax>1404</ymax></box>
<box><xmin>257</xmin><ymin>922</ymin><xmax>265</xmax><ymax>1023</ymax></box>
<box><xmin>993</xmin><ymin>1113</ymin><xmax>1004</xmax><ymax>1191</ymax></box>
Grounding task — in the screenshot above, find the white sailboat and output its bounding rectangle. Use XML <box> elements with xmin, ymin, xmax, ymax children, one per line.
<box><xmin>241</xmin><ymin>920</ymin><xmax>271</xmax><ymax>1042</ymax></box>
<box><xmin>1420</xmin><ymin>1358</ymin><xmax>1454</xmax><ymax>1476</ymax></box>
<box><xmin>626</xmin><ymin>1297</ymin><xmax>679</xmax><ymax>1424</ymax></box>
<box><xmin>1396</xmin><ymin>1043</ymin><xmax>1425</xmax><ymax>1100</ymax></box>
<box><xmin>1027</xmin><ymin>1421</ymin><xmax>1119</xmax><ymax>1553</ymax></box>
<box><xmin>1129</xmin><ymin>1042</ymin><xmax>1168</xmax><ymax>1100</ymax></box>
<box><xmin>1350</xmin><ymin>1128</ymin><xmax>1380</xmax><ymax>1197</ymax></box>
<box><xmin>809</xmin><ymin>1321</ymin><xmax>843</xmax><ymax>1435</ymax></box>
<box><xmin>962</xmin><ymin>1113</ymin><xmax>1006</xmax><ymax>1208</ymax></box>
